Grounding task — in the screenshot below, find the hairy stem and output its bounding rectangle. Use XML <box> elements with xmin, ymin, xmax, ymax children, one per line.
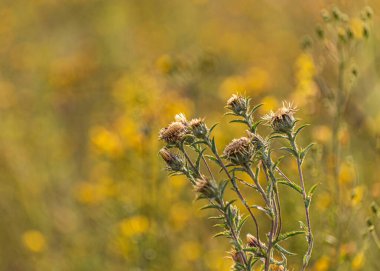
<box><xmin>206</xmin><ymin>138</ymin><xmax>262</xmax><ymax>250</ymax></box>
<box><xmin>288</xmin><ymin>133</ymin><xmax>313</xmax><ymax>271</ymax></box>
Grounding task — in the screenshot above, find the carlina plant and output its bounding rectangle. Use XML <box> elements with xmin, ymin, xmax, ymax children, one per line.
<box><xmin>158</xmin><ymin>94</ymin><xmax>317</xmax><ymax>271</ymax></box>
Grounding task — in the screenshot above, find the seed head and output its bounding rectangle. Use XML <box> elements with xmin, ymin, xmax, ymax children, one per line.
<box><xmin>159</xmin><ymin>121</ymin><xmax>188</xmax><ymax>145</ymax></box>
<box><xmin>246</xmin><ymin>233</ymin><xmax>260</xmax><ymax>248</ymax></box>
<box><xmin>223</xmin><ymin>136</ymin><xmax>255</xmax><ymax>165</ymax></box>
<box><xmin>189</xmin><ymin>118</ymin><xmax>208</xmax><ymax>139</ymax></box>
<box><xmin>194</xmin><ymin>176</ymin><xmax>217</xmax><ymax>198</ymax></box>
<box><xmin>247</xmin><ymin>131</ymin><xmax>267</xmax><ymax>152</ymax></box>
<box><xmin>226</xmin><ymin>94</ymin><xmax>249</xmax><ymax>116</ymax></box>
<box><xmin>263</xmin><ymin>101</ymin><xmax>297</xmax><ymax>133</ymax></box>
<box><xmin>159</xmin><ymin>148</ymin><xmax>183</xmax><ymax>172</ymax></box>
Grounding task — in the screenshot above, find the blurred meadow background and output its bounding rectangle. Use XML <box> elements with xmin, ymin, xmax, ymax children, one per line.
<box><xmin>1</xmin><ymin>0</ymin><xmax>380</xmax><ymax>270</ymax></box>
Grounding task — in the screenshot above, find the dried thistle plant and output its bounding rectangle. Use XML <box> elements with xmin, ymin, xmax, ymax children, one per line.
<box><xmin>158</xmin><ymin>94</ymin><xmax>317</xmax><ymax>271</ymax></box>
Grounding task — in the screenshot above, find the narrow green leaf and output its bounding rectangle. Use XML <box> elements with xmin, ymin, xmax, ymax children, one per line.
<box><xmin>300</xmin><ymin>143</ymin><xmax>315</xmax><ymax>161</ymax></box>
<box><xmin>211</xmin><ymin>137</ymin><xmax>217</xmax><ymax>153</ymax></box>
<box><xmin>220</xmin><ymin>180</ymin><xmax>229</xmax><ymax>197</ymax></box>
<box><xmin>204</xmin><ymin>154</ymin><xmax>220</xmax><ymax>166</ymax></box>
<box><xmin>213</xmin><ymin>231</ymin><xmax>229</xmax><ymax>238</ymax></box>
<box><xmin>251</xmin><ymin>120</ymin><xmax>264</xmax><ymax>133</ymax></box>
<box><xmin>272</xmin><ymin>156</ymin><xmax>285</xmax><ymax>171</ymax></box>
<box><xmin>195</xmin><ymin>148</ymin><xmax>206</xmax><ymax>172</ymax></box>
<box><xmin>230</xmin><ymin>119</ymin><xmax>248</xmax><ymax>124</ymax></box>
<box><xmin>269</xmin><ymin>134</ymin><xmax>287</xmax><ymax>140</ymax></box>
<box><xmin>278</xmin><ymin>180</ymin><xmax>303</xmax><ymax>194</ymax></box>
<box><xmin>274</xmin><ymin>230</ymin><xmax>305</xmax><ymax>245</ymax></box>
<box><xmin>274</xmin><ymin>244</ymin><xmax>297</xmax><ymax>256</ymax></box>
<box><xmin>200</xmin><ymin>204</ymin><xmax>220</xmax><ymax>211</ymax></box>
<box><xmin>280</xmin><ymin>147</ymin><xmax>298</xmax><ymax>158</ymax></box>
<box><xmin>308</xmin><ymin>183</ymin><xmax>320</xmax><ymax>198</ymax></box>
<box><xmin>294</xmin><ymin>124</ymin><xmax>310</xmax><ymax>138</ymax></box>
<box><xmin>209</xmin><ymin>123</ymin><xmax>219</xmax><ymax>134</ymax></box>
<box><xmin>249</xmin><ymin>103</ymin><xmax>263</xmax><ymax>116</ymax></box>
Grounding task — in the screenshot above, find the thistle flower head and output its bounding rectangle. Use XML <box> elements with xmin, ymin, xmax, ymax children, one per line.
<box><xmin>247</xmin><ymin>131</ymin><xmax>268</xmax><ymax>152</ymax></box>
<box><xmin>246</xmin><ymin>233</ymin><xmax>260</xmax><ymax>248</ymax></box>
<box><xmin>194</xmin><ymin>176</ymin><xmax>217</xmax><ymax>198</ymax></box>
<box><xmin>226</xmin><ymin>94</ymin><xmax>249</xmax><ymax>116</ymax></box>
<box><xmin>159</xmin><ymin>148</ymin><xmax>183</xmax><ymax>172</ymax></box>
<box><xmin>263</xmin><ymin>101</ymin><xmax>297</xmax><ymax>133</ymax></box>
<box><xmin>223</xmin><ymin>136</ymin><xmax>254</xmax><ymax>165</ymax></box>
<box><xmin>159</xmin><ymin>121</ymin><xmax>188</xmax><ymax>145</ymax></box>
<box><xmin>189</xmin><ymin>118</ymin><xmax>208</xmax><ymax>139</ymax></box>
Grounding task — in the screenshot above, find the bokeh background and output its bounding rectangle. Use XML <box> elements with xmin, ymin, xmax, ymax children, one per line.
<box><xmin>1</xmin><ymin>0</ymin><xmax>380</xmax><ymax>270</ymax></box>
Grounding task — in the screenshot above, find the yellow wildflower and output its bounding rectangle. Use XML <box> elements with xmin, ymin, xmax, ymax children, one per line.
<box><xmin>351</xmin><ymin>186</ymin><xmax>365</xmax><ymax>206</ymax></box>
<box><xmin>119</xmin><ymin>216</ymin><xmax>149</xmax><ymax>237</ymax></box>
<box><xmin>22</xmin><ymin>230</ymin><xmax>46</xmax><ymax>253</ymax></box>
<box><xmin>313</xmin><ymin>256</ymin><xmax>330</xmax><ymax>271</ymax></box>
<box><xmin>179</xmin><ymin>241</ymin><xmax>201</xmax><ymax>261</ymax></box>
<box><xmin>352</xmin><ymin>251</ymin><xmax>365</xmax><ymax>270</ymax></box>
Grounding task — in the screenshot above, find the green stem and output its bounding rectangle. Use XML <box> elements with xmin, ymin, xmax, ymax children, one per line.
<box><xmin>288</xmin><ymin>133</ymin><xmax>313</xmax><ymax>271</ymax></box>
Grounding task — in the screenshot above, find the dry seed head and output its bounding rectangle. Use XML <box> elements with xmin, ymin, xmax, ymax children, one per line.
<box><xmin>189</xmin><ymin>118</ymin><xmax>208</xmax><ymax>138</ymax></box>
<box><xmin>263</xmin><ymin>101</ymin><xmax>297</xmax><ymax>133</ymax></box>
<box><xmin>223</xmin><ymin>136</ymin><xmax>254</xmax><ymax>165</ymax></box>
<box><xmin>159</xmin><ymin>148</ymin><xmax>183</xmax><ymax>171</ymax></box>
<box><xmin>226</xmin><ymin>94</ymin><xmax>248</xmax><ymax>116</ymax></box>
<box><xmin>247</xmin><ymin>131</ymin><xmax>267</xmax><ymax>151</ymax></box>
<box><xmin>246</xmin><ymin>233</ymin><xmax>260</xmax><ymax>248</ymax></box>
<box><xmin>194</xmin><ymin>176</ymin><xmax>217</xmax><ymax>198</ymax></box>
<box><xmin>159</xmin><ymin>121</ymin><xmax>188</xmax><ymax>145</ymax></box>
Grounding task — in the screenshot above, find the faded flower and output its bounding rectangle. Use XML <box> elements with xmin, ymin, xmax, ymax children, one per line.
<box><xmin>159</xmin><ymin>121</ymin><xmax>188</xmax><ymax>145</ymax></box>
<box><xmin>263</xmin><ymin>102</ymin><xmax>297</xmax><ymax>133</ymax></box>
<box><xmin>223</xmin><ymin>136</ymin><xmax>255</xmax><ymax>165</ymax></box>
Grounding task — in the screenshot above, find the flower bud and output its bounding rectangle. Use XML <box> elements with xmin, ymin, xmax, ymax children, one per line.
<box><xmin>226</xmin><ymin>94</ymin><xmax>249</xmax><ymax>116</ymax></box>
<box><xmin>189</xmin><ymin>118</ymin><xmax>208</xmax><ymax>139</ymax></box>
<box><xmin>263</xmin><ymin>102</ymin><xmax>297</xmax><ymax>133</ymax></box>
<box><xmin>159</xmin><ymin>121</ymin><xmax>188</xmax><ymax>145</ymax></box>
<box><xmin>194</xmin><ymin>176</ymin><xmax>217</xmax><ymax>198</ymax></box>
<box><xmin>159</xmin><ymin>148</ymin><xmax>183</xmax><ymax>172</ymax></box>
<box><xmin>247</xmin><ymin>132</ymin><xmax>267</xmax><ymax>152</ymax></box>
<box><xmin>223</xmin><ymin>136</ymin><xmax>255</xmax><ymax>165</ymax></box>
<box><xmin>246</xmin><ymin>233</ymin><xmax>260</xmax><ymax>248</ymax></box>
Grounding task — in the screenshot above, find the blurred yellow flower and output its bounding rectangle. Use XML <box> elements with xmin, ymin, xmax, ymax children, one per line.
<box><xmin>22</xmin><ymin>230</ymin><xmax>46</xmax><ymax>253</ymax></box>
<box><xmin>350</xmin><ymin>18</ymin><xmax>365</xmax><ymax>39</ymax></box>
<box><xmin>351</xmin><ymin>186</ymin><xmax>365</xmax><ymax>206</ymax></box>
<box><xmin>292</xmin><ymin>53</ymin><xmax>317</xmax><ymax>106</ymax></box>
<box><xmin>219</xmin><ymin>75</ymin><xmax>246</xmax><ymax>99</ymax></box>
<box><xmin>219</xmin><ymin>67</ymin><xmax>269</xmax><ymax>99</ymax></box>
<box><xmin>352</xmin><ymin>251</ymin><xmax>365</xmax><ymax>270</ymax></box>
<box><xmin>90</xmin><ymin>126</ymin><xmax>123</xmax><ymax>158</ymax></box>
<box><xmin>313</xmin><ymin>256</ymin><xmax>330</xmax><ymax>271</ymax></box>
<box><xmin>75</xmin><ymin>178</ymin><xmax>116</xmax><ymax>205</ymax></box>
<box><xmin>245</xmin><ymin>67</ymin><xmax>270</xmax><ymax>93</ymax></box>
<box><xmin>312</xmin><ymin>125</ymin><xmax>332</xmax><ymax>144</ymax></box>
<box><xmin>316</xmin><ymin>192</ymin><xmax>332</xmax><ymax>211</ymax></box>
<box><xmin>259</xmin><ymin>96</ymin><xmax>279</xmax><ymax>115</ymax></box>
<box><xmin>156</xmin><ymin>54</ymin><xmax>173</xmax><ymax>74</ymax></box>
<box><xmin>119</xmin><ymin>216</ymin><xmax>150</xmax><ymax>237</ymax></box>
<box><xmin>179</xmin><ymin>241</ymin><xmax>201</xmax><ymax>261</ymax></box>
<box><xmin>339</xmin><ymin>162</ymin><xmax>356</xmax><ymax>186</ymax></box>
<box><xmin>169</xmin><ymin>202</ymin><xmax>191</xmax><ymax>231</ymax></box>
